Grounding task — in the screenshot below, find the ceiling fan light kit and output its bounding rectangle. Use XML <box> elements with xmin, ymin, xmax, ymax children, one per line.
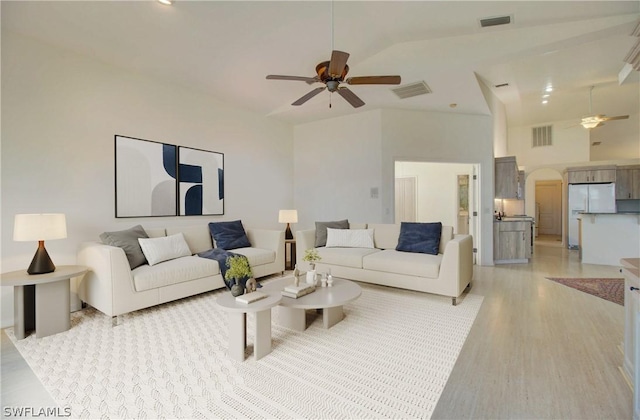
<box><xmin>579</xmin><ymin>86</ymin><xmax>629</xmax><ymax>130</ymax></box>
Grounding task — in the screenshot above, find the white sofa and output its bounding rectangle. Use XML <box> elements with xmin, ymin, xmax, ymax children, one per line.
<box><xmin>78</xmin><ymin>225</ymin><xmax>284</xmax><ymax>319</ymax></box>
<box><xmin>296</xmin><ymin>223</ymin><xmax>473</xmax><ymax>305</ymax></box>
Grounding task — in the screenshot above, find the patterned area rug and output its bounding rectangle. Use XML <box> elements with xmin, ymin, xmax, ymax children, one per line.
<box><xmin>6</xmin><ymin>282</ymin><xmax>483</xmax><ymax>419</ymax></box>
<box><xmin>545</xmin><ymin>277</ymin><xmax>624</xmax><ymax>306</ymax></box>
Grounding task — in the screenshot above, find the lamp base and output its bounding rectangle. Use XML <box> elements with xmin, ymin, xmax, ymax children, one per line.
<box><xmin>285</xmin><ymin>223</ymin><xmax>293</xmax><ymax>240</ymax></box>
<box><xmin>27</xmin><ymin>241</ymin><xmax>56</xmax><ymax>275</ymax></box>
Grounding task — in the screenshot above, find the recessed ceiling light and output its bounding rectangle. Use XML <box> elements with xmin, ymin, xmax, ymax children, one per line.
<box><xmin>545</xmin><ymin>86</ymin><xmax>553</xmax><ymax>92</ymax></box>
<box><xmin>543</xmin><ymin>94</ymin><xmax>550</xmax><ymax>98</ymax></box>
<box><xmin>158</xmin><ymin>0</ymin><xmax>173</xmax><ymax>5</ymax></box>
<box><xmin>542</xmin><ymin>100</ymin><xmax>548</xmax><ymax>104</ymax></box>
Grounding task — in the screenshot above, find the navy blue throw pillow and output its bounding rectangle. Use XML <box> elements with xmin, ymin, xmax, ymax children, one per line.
<box><xmin>395</xmin><ymin>222</ymin><xmax>442</xmax><ymax>255</ymax></box>
<box><xmin>208</xmin><ymin>220</ymin><xmax>251</xmax><ymax>250</ymax></box>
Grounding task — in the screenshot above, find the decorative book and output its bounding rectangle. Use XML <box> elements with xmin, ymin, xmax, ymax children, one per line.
<box><xmin>235</xmin><ymin>291</ymin><xmax>268</xmax><ymax>304</ymax></box>
<box><xmin>281</xmin><ymin>284</ymin><xmax>315</xmax><ymax>299</ymax></box>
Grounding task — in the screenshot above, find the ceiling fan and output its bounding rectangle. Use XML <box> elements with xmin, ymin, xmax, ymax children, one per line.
<box><xmin>580</xmin><ymin>86</ymin><xmax>629</xmax><ymax>129</ymax></box>
<box><xmin>266</xmin><ymin>49</ymin><xmax>401</xmax><ymax>108</ymax></box>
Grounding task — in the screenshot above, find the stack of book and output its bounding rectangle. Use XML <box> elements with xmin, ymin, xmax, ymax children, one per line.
<box><xmin>281</xmin><ymin>283</ymin><xmax>315</xmax><ymax>299</ymax></box>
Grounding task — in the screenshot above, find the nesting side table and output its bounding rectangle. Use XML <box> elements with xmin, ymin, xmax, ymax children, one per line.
<box><xmin>216</xmin><ymin>291</ymin><xmax>282</xmax><ymax>361</ymax></box>
<box><xmin>1</xmin><ymin>265</ymin><xmax>87</xmax><ymax>339</ymax></box>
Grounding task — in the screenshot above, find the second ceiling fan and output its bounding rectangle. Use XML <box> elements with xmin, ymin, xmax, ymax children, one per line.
<box><xmin>266</xmin><ymin>49</ymin><xmax>401</xmax><ymax>108</ymax></box>
<box><xmin>580</xmin><ymin>85</ymin><xmax>629</xmax><ymax>129</ymax></box>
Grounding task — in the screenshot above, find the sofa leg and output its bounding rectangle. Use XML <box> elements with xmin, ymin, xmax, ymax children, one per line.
<box><xmin>452</xmin><ymin>297</ymin><xmax>457</xmax><ymax>306</ymax></box>
<box><xmin>112</xmin><ymin>315</ymin><xmax>122</xmax><ymax>327</ymax></box>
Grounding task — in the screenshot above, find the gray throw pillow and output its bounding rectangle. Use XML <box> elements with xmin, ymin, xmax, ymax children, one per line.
<box><xmin>315</xmin><ymin>219</ymin><xmax>349</xmax><ymax>247</ymax></box>
<box><xmin>100</xmin><ymin>225</ymin><xmax>149</xmax><ymax>269</ymax></box>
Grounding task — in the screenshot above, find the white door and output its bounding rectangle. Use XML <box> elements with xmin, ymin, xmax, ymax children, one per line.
<box><xmin>395</xmin><ymin>177</ymin><xmax>417</xmax><ymax>223</ymax></box>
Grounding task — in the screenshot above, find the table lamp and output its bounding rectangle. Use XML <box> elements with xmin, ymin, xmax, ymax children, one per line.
<box><xmin>13</xmin><ymin>213</ymin><xmax>67</xmax><ymax>275</ymax></box>
<box><xmin>278</xmin><ymin>209</ymin><xmax>298</xmax><ymax>240</ymax></box>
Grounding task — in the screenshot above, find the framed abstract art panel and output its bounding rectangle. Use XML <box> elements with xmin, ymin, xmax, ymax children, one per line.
<box><xmin>178</xmin><ymin>146</ymin><xmax>224</xmax><ymax>216</ymax></box>
<box><xmin>115</xmin><ymin>135</ymin><xmax>177</xmax><ymax>218</ymax></box>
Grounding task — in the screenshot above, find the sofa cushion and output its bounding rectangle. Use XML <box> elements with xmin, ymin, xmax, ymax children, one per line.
<box><xmin>208</xmin><ymin>220</ymin><xmax>251</xmax><ymax>250</ymax></box>
<box><xmin>99</xmin><ymin>225</ymin><xmax>149</xmax><ymax>269</ymax></box>
<box><xmin>232</xmin><ymin>247</ymin><xmax>276</xmax><ymax>267</ymax></box>
<box><xmin>132</xmin><ymin>256</ymin><xmax>220</xmax><ymax>292</ymax></box>
<box><xmin>363</xmin><ymin>249</ymin><xmax>442</xmax><ymax>279</ymax></box>
<box><xmin>366</xmin><ymin>223</ymin><xmax>401</xmax><ymax>250</ymax></box>
<box><xmin>396</xmin><ymin>222</ymin><xmax>442</xmax><ymax>255</ymax></box>
<box><xmin>166</xmin><ymin>225</ymin><xmax>212</xmax><ymax>254</ymax></box>
<box><xmin>326</xmin><ymin>228</ymin><xmax>374</xmax><ymax>248</ymax></box>
<box><xmin>138</xmin><ymin>233</ymin><xmax>192</xmax><ymax>266</ymax></box>
<box><xmin>316</xmin><ymin>247</ymin><xmax>380</xmax><ymax>269</ymax></box>
<box><xmin>315</xmin><ymin>219</ymin><xmax>349</xmax><ymax>247</ymax></box>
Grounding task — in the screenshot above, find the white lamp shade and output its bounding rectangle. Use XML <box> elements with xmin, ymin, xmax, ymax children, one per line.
<box><xmin>13</xmin><ymin>213</ymin><xmax>67</xmax><ymax>241</ymax></box>
<box><xmin>278</xmin><ymin>209</ymin><xmax>298</xmax><ymax>224</ymax></box>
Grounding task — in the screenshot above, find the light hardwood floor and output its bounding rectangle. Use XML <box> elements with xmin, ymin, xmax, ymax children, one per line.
<box><xmin>1</xmin><ymin>243</ymin><xmax>631</xmax><ymax>419</ymax></box>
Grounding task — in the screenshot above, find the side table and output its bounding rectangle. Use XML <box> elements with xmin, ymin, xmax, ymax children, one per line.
<box><xmin>1</xmin><ymin>265</ymin><xmax>88</xmax><ymax>339</ymax></box>
<box><xmin>285</xmin><ymin>239</ymin><xmax>296</xmax><ymax>270</ymax></box>
<box><xmin>216</xmin><ymin>291</ymin><xmax>282</xmax><ymax>361</ymax></box>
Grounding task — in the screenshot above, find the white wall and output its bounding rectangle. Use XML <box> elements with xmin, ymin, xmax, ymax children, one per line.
<box><xmin>1</xmin><ymin>32</ymin><xmax>294</xmax><ymax>327</ymax></box>
<box><xmin>589</xmin><ymin>114</ymin><xmax>640</xmax><ymax>161</ymax></box>
<box><xmin>293</xmin><ymin>110</ymin><xmax>383</xmax><ymax>229</ymax></box>
<box><xmin>395</xmin><ymin>161</ymin><xmax>474</xmax><ymax>231</ymax></box>
<box><xmin>477</xmin><ymin>76</ymin><xmax>508</xmax><ymax>158</ymax></box>
<box><xmin>508</xmin><ymin>121</ymin><xmax>590</xmax><ymax>167</ymax></box>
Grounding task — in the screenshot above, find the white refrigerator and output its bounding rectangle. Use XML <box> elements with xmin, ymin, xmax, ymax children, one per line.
<box><xmin>568</xmin><ymin>183</ymin><xmax>616</xmax><ymax>249</ymax></box>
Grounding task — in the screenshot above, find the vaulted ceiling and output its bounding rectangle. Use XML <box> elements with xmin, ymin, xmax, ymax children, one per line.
<box><xmin>3</xmin><ymin>1</ymin><xmax>639</xmax><ymax>131</ymax></box>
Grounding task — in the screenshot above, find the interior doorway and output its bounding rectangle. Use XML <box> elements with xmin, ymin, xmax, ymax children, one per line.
<box><xmin>535</xmin><ymin>180</ymin><xmax>563</xmax><ymax>244</ymax></box>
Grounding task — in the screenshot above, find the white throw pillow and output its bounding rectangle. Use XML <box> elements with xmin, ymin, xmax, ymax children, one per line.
<box><xmin>138</xmin><ymin>233</ymin><xmax>192</xmax><ymax>266</ymax></box>
<box><xmin>325</xmin><ymin>228</ymin><xmax>375</xmax><ymax>249</ymax></box>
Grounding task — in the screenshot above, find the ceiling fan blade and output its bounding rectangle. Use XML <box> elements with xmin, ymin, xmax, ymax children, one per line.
<box><xmin>267</xmin><ymin>75</ymin><xmax>318</xmax><ymax>84</ymax></box>
<box><xmin>328</xmin><ymin>50</ymin><xmax>350</xmax><ymax>78</ymax></box>
<box><xmin>292</xmin><ymin>87</ymin><xmax>326</xmax><ymax>106</ymax></box>
<box><xmin>601</xmin><ymin>115</ymin><xmax>629</xmax><ymax>121</ymax></box>
<box><xmin>337</xmin><ymin>87</ymin><xmax>365</xmax><ymax>108</ymax></box>
<box><xmin>346</xmin><ymin>75</ymin><xmax>401</xmax><ymax>85</ymax></box>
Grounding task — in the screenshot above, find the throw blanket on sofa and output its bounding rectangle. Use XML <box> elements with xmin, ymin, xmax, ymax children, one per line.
<box><xmin>197</xmin><ymin>248</ymin><xmax>252</xmax><ymax>290</ymax></box>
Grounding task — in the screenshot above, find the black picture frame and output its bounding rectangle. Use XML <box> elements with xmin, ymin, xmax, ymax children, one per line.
<box><xmin>114</xmin><ymin>135</ymin><xmax>225</xmax><ymax>217</ymax></box>
<box><xmin>115</xmin><ymin>135</ymin><xmax>178</xmax><ymax>218</ymax></box>
<box><xmin>178</xmin><ymin>146</ymin><xmax>225</xmax><ymax>216</ymax></box>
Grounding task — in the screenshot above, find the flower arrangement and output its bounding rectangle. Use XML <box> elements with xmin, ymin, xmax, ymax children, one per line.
<box><xmin>303</xmin><ymin>248</ymin><xmax>321</xmax><ymax>269</ymax></box>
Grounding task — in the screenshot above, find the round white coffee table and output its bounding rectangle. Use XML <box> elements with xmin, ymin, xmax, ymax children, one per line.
<box><xmin>262</xmin><ymin>276</ymin><xmax>362</xmax><ymax>331</ymax></box>
<box><xmin>216</xmin><ymin>291</ymin><xmax>282</xmax><ymax>361</ymax></box>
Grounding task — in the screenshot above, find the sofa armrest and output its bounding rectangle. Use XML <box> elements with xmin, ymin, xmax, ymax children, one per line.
<box><xmin>77</xmin><ymin>241</ymin><xmax>135</xmax><ymax>317</ymax></box>
<box><xmin>246</xmin><ymin>229</ymin><xmax>285</xmax><ymax>273</ymax></box>
<box><xmin>295</xmin><ymin>229</ymin><xmax>317</xmax><ymax>270</ymax></box>
<box><xmin>439</xmin><ymin>234</ymin><xmax>474</xmax><ymax>296</ymax></box>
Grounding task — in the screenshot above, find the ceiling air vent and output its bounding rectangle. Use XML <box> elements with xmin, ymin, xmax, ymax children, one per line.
<box><xmin>392</xmin><ymin>81</ymin><xmax>432</xmax><ymax>99</ymax></box>
<box><xmin>480</xmin><ymin>15</ymin><xmax>512</xmax><ymax>28</ymax></box>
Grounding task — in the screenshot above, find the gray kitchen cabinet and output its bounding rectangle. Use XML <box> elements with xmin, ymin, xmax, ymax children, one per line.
<box><xmin>494</xmin><ymin>220</ymin><xmax>532</xmax><ymax>263</ymax></box>
<box><xmin>567</xmin><ymin>166</ymin><xmax>616</xmax><ymax>184</ymax></box>
<box><xmin>495</xmin><ymin>156</ymin><xmax>519</xmax><ymax>199</ymax></box>
<box><xmin>616</xmin><ymin>166</ymin><xmax>640</xmax><ymax>199</ymax></box>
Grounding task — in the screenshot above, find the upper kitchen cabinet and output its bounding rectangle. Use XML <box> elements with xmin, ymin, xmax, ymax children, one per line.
<box><xmin>495</xmin><ymin>156</ymin><xmax>520</xmax><ymax>199</ymax></box>
<box><xmin>567</xmin><ymin>166</ymin><xmax>616</xmax><ymax>184</ymax></box>
<box><xmin>616</xmin><ymin>165</ymin><xmax>640</xmax><ymax>200</ymax></box>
